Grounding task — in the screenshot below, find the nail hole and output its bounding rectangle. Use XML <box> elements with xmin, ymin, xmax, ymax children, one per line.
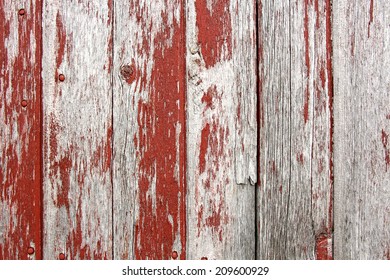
<box><xmin>27</xmin><ymin>247</ymin><xmax>35</xmax><ymax>255</ymax></box>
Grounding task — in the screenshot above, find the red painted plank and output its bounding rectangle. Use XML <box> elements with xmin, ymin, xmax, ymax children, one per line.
<box><xmin>0</xmin><ymin>0</ymin><xmax>42</xmax><ymax>260</ymax></box>
<box><xmin>113</xmin><ymin>0</ymin><xmax>186</xmax><ymax>259</ymax></box>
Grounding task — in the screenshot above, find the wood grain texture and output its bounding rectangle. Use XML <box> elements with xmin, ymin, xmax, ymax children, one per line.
<box><xmin>42</xmin><ymin>0</ymin><xmax>113</xmax><ymax>259</ymax></box>
<box><xmin>0</xmin><ymin>0</ymin><xmax>42</xmax><ymax>260</ymax></box>
<box><xmin>186</xmin><ymin>0</ymin><xmax>257</xmax><ymax>259</ymax></box>
<box><xmin>113</xmin><ymin>0</ymin><xmax>186</xmax><ymax>259</ymax></box>
<box><xmin>333</xmin><ymin>0</ymin><xmax>390</xmax><ymax>259</ymax></box>
<box><xmin>257</xmin><ymin>0</ymin><xmax>333</xmax><ymax>259</ymax></box>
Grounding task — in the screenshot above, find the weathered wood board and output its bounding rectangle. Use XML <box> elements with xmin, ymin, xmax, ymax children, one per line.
<box><xmin>257</xmin><ymin>0</ymin><xmax>333</xmax><ymax>259</ymax></box>
<box><xmin>333</xmin><ymin>0</ymin><xmax>390</xmax><ymax>259</ymax></box>
<box><xmin>186</xmin><ymin>0</ymin><xmax>257</xmax><ymax>259</ymax></box>
<box><xmin>41</xmin><ymin>0</ymin><xmax>113</xmax><ymax>259</ymax></box>
<box><xmin>0</xmin><ymin>0</ymin><xmax>42</xmax><ymax>260</ymax></box>
<box><xmin>113</xmin><ymin>0</ymin><xmax>186</xmax><ymax>259</ymax></box>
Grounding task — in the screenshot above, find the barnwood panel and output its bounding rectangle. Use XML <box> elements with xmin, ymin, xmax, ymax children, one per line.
<box><xmin>0</xmin><ymin>0</ymin><xmax>42</xmax><ymax>259</ymax></box>
<box><xmin>333</xmin><ymin>0</ymin><xmax>390</xmax><ymax>259</ymax></box>
<box><xmin>186</xmin><ymin>0</ymin><xmax>257</xmax><ymax>259</ymax></box>
<box><xmin>257</xmin><ymin>0</ymin><xmax>333</xmax><ymax>259</ymax></box>
<box><xmin>42</xmin><ymin>1</ymin><xmax>113</xmax><ymax>259</ymax></box>
<box><xmin>113</xmin><ymin>0</ymin><xmax>186</xmax><ymax>259</ymax></box>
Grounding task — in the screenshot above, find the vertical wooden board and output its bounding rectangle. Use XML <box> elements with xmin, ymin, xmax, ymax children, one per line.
<box><xmin>42</xmin><ymin>1</ymin><xmax>113</xmax><ymax>259</ymax></box>
<box><xmin>113</xmin><ymin>0</ymin><xmax>186</xmax><ymax>259</ymax></box>
<box><xmin>333</xmin><ymin>0</ymin><xmax>390</xmax><ymax>259</ymax></box>
<box><xmin>257</xmin><ymin>0</ymin><xmax>333</xmax><ymax>259</ymax></box>
<box><xmin>186</xmin><ymin>0</ymin><xmax>257</xmax><ymax>259</ymax></box>
<box><xmin>0</xmin><ymin>0</ymin><xmax>42</xmax><ymax>260</ymax></box>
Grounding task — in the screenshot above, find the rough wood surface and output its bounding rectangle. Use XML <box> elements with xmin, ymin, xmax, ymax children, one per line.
<box><xmin>333</xmin><ymin>0</ymin><xmax>390</xmax><ymax>259</ymax></box>
<box><xmin>113</xmin><ymin>0</ymin><xmax>186</xmax><ymax>259</ymax></box>
<box><xmin>41</xmin><ymin>0</ymin><xmax>113</xmax><ymax>259</ymax></box>
<box><xmin>257</xmin><ymin>0</ymin><xmax>333</xmax><ymax>259</ymax></box>
<box><xmin>186</xmin><ymin>0</ymin><xmax>257</xmax><ymax>259</ymax></box>
<box><xmin>0</xmin><ymin>0</ymin><xmax>42</xmax><ymax>260</ymax></box>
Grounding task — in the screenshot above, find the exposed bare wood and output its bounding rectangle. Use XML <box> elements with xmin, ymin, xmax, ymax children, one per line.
<box><xmin>113</xmin><ymin>0</ymin><xmax>186</xmax><ymax>259</ymax></box>
<box><xmin>0</xmin><ymin>0</ymin><xmax>42</xmax><ymax>260</ymax></box>
<box><xmin>41</xmin><ymin>0</ymin><xmax>113</xmax><ymax>259</ymax></box>
<box><xmin>333</xmin><ymin>0</ymin><xmax>390</xmax><ymax>259</ymax></box>
<box><xmin>186</xmin><ymin>0</ymin><xmax>257</xmax><ymax>259</ymax></box>
<box><xmin>257</xmin><ymin>0</ymin><xmax>333</xmax><ymax>259</ymax></box>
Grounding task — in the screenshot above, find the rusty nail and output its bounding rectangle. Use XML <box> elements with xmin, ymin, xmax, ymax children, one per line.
<box><xmin>18</xmin><ymin>9</ymin><xmax>25</xmax><ymax>16</ymax></box>
<box><xmin>21</xmin><ymin>100</ymin><xmax>28</xmax><ymax>107</ymax></box>
<box><xmin>172</xmin><ymin>251</ymin><xmax>178</xmax><ymax>259</ymax></box>
<box><xmin>59</xmin><ymin>253</ymin><xmax>66</xmax><ymax>260</ymax></box>
<box><xmin>58</xmin><ymin>74</ymin><xmax>65</xmax><ymax>82</ymax></box>
<box><xmin>27</xmin><ymin>247</ymin><xmax>35</xmax><ymax>255</ymax></box>
<box><xmin>201</xmin><ymin>257</ymin><xmax>208</xmax><ymax>260</ymax></box>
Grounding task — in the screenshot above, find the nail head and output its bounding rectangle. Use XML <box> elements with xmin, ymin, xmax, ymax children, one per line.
<box><xmin>59</xmin><ymin>253</ymin><xmax>66</xmax><ymax>260</ymax></box>
<box><xmin>18</xmin><ymin>9</ymin><xmax>25</xmax><ymax>16</ymax></box>
<box><xmin>21</xmin><ymin>100</ymin><xmax>28</xmax><ymax>107</ymax></box>
<box><xmin>58</xmin><ymin>74</ymin><xmax>65</xmax><ymax>82</ymax></box>
<box><xmin>27</xmin><ymin>247</ymin><xmax>35</xmax><ymax>255</ymax></box>
<box><xmin>172</xmin><ymin>251</ymin><xmax>178</xmax><ymax>259</ymax></box>
<box><xmin>201</xmin><ymin>257</ymin><xmax>208</xmax><ymax>260</ymax></box>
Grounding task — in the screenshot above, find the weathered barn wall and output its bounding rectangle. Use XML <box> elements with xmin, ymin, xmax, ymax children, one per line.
<box><xmin>0</xmin><ymin>0</ymin><xmax>389</xmax><ymax>259</ymax></box>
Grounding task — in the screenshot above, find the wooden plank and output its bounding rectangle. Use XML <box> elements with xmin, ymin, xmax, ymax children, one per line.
<box><xmin>113</xmin><ymin>0</ymin><xmax>186</xmax><ymax>259</ymax></box>
<box><xmin>333</xmin><ymin>0</ymin><xmax>390</xmax><ymax>259</ymax></box>
<box><xmin>0</xmin><ymin>0</ymin><xmax>42</xmax><ymax>260</ymax></box>
<box><xmin>42</xmin><ymin>1</ymin><xmax>113</xmax><ymax>259</ymax></box>
<box><xmin>257</xmin><ymin>0</ymin><xmax>333</xmax><ymax>259</ymax></box>
<box><xmin>186</xmin><ymin>0</ymin><xmax>257</xmax><ymax>259</ymax></box>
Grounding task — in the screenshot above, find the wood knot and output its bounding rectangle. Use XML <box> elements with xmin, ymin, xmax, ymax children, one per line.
<box><xmin>120</xmin><ymin>64</ymin><xmax>134</xmax><ymax>83</ymax></box>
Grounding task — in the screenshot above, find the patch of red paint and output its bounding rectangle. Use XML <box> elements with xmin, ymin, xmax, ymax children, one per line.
<box><xmin>199</xmin><ymin>123</ymin><xmax>211</xmax><ymax>174</ymax></box>
<box><xmin>55</xmin><ymin>12</ymin><xmax>66</xmax><ymax>79</ymax></box>
<box><xmin>303</xmin><ymin>0</ymin><xmax>310</xmax><ymax>124</ymax></box>
<box><xmin>315</xmin><ymin>233</ymin><xmax>333</xmax><ymax>260</ymax></box>
<box><xmin>297</xmin><ymin>153</ymin><xmax>304</xmax><ymax>165</ymax></box>
<box><xmin>201</xmin><ymin>85</ymin><xmax>217</xmax><ymax>110</ymax></box>
<box><xmin>368</xmin><ymin>0</ymin><xmax>374</xmax><ymax>37</ymax></box>
<box><xmin>381</xmin><ymin>130</ymin><xmax>390</xmax><ymax>170</ymax></box>
<box><xmin>105</xmin><ymin>0</ymin><xmax>113</xmax><ymax>73</ymax></box>
<box><xmin>386</xmin><ymin>114</ymin><xmax>390</xmax><ymax>120</ymax></box>
<box><xmin>133</xmin><ymin>1</ymin><xmax>186</xmax><ymax>260</ymax></box>
<box><xmin>195</xmin><ymin>0</ymin><xmax>232</xmax><ymax>68</ymax></box>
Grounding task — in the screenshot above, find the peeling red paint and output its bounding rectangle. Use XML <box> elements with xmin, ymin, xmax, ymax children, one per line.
<box><xmin>368</xmin><ymin>0</ymin><xmax>374</xmax><ymax>37</ymax></box>
<box><xmin>303</xmin><ymin>0</ymin><xmax>310</xmax><ymax>123</ymax></box>
<box><xmin>381</xmin><ymin>130</ymin><xmax>390</xmax><ymax>170</ymax></box>
<box><xmin>0</xmin><ymin>1</ymin><xmax>43</xmax><ymax>259</ymax></box>
<box><xmin>133</xmin><ymin>1</ymin><xmax>186</xmax><ymax>260</ymax></box>
<box><xmin>315</xmin><ymin>233</ymin><xmax>333</xmax><ymax>260</ymax></box>
<box><xmin>199</xmin><ymin>123</ymin><xmax>211</xmax><ymax>174</ymax></box>
<box><xmin>195</xmin><ymin>0</ymin><xmax>232</xmax><ymax>68</ymax></box>
<box><xmin>55</xmin><ymin>12</ymin><xmax>66</xmax><ymax>79</ymax></box>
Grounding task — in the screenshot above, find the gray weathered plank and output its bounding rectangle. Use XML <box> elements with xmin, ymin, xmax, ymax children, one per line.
<box><xmin>333</xmin><ymin>0</ymin><xmax>390</xmax><ymax>259</ymax></box>
<box><xmin>257</xmin><ymin>0</ymin><xmax>333</xmax><ymax>259</ymax></box>
<box><xmin>186</xmin><ymin>0</ymin><xmax>257</xmax><ymax>259</ymax></box>
<box><xmin>42</xmin><ymin>0</ymin><xmax>113</xmax><ymax>259</ymax></box>
<box><xmin>113</xmin><ymin>0</ymin><xmax>186</xmax><ymax>259</ymax></box>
